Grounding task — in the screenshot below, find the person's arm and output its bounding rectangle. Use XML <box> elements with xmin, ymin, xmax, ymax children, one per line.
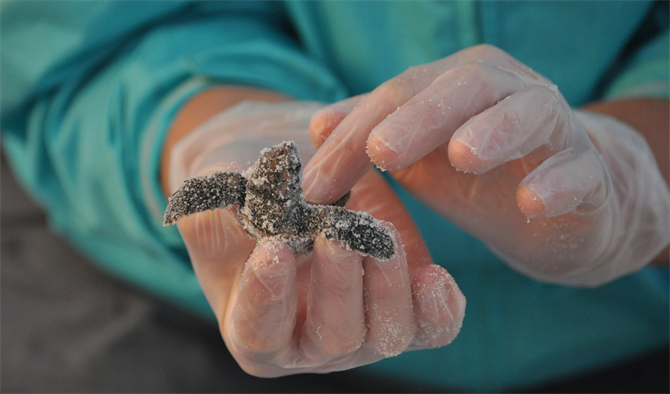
<box><xmin>584</xmin><ymin>98</ymin><xmax>669</xmax><ymax>264</ymax></box>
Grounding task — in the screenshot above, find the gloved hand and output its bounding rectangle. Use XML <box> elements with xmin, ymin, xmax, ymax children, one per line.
<box><xmin>165</xmin><ymin>100</ymin><xmax>466</xmax><ymax>377</ymax></box>
<box><xmin>303</xmin><ymin>44</ymin><xmax>670</xmax><ymax>286</ymax></box>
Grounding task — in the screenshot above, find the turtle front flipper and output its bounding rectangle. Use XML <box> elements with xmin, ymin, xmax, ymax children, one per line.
<box><xmin>312</xmin><ymin>206</ymin><xmax>396</xmax><ymax>261</ymax></box>
<box><xmin>163</xmin><ymin>171</ymin><xmax>247</xmax><ymax>226</ymax></box>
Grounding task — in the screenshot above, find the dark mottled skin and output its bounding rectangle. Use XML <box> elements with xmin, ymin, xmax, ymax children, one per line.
<box><xmin>164</xmin><ymin>141</ymin><xmax>396</xmax><ymax>260</ymax></box>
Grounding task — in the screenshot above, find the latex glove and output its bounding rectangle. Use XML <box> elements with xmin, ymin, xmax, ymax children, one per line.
<box><xmin>303</xmin><ymin>44</ymin><xmax>670</xmax><ymax>287</ymax></box>
<box><xmin>166</xmin><ymin>100</ymin><xmax>466</xmax><ymax>377</ymax></box>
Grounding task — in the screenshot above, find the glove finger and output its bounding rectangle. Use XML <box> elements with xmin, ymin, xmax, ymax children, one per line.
<box><xmin>449</xmin><ymin>85</ymin><xmax>577</xmax><ymax>174</ymax></box>
<box><xmin>178</xmin><ymin>208</ymin><xmax>255</xmax><ymax>319</ymax></box>
<box><xmin>228</xmin><ymin>240</ymin><xmax>298</xmax><ymax>358</ymax></box>
<box><xmin>302</xmin><ymin>63</ymin><xmax>447</xmax><ymax>205</ymax></box>
<box><xmin>367</xmin><ymin>62</ymin><xmax>526</xmax><ymax>171</ymax></box>
<box><xmin>301</xmin><ymin>46</ymin><xmax>547</xmax><ymax>205</ymax></box>
<box><xmin>410</xmin><ymin>265</ymin><xmax>466</xmax><ymax>349</ymax></box>
<box><xmin>363</xmin><ymin>224</ymin><xmax>414</xmax><ymax>358</ymax></box>
<box><xmin>300</xmin><ymin>237</ymin><xmax>366</xmax><ymax>360</ymax></box>
<box><xmin>309</xmin><ymin>94</ymin><xmax>369</xmax><ymax>149</ymax></box>
<box><xmin>518</xmin><ymin>146</ymin><xmax>608</xmax><ymax>218</ymax></box>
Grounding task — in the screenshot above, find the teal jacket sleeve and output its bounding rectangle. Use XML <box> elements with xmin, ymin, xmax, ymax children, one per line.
<box><xmin>601</xmin><ymin>2</ymin><xmax>669</xmax><ymax>100</ymax></box>
<box><xmin>1</xmin><ymin>0</ymin><xmax>347</xmax><ymax>317</ymax></box>
<box><xmin>605</xmin><ymin>30</ymin><xmax>670</xmax><ymax>100</ymax></box>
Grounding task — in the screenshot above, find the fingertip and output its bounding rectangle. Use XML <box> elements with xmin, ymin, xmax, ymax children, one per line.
<box><xmin>412</xmin><ymin>265</ymin><xmax>458</xmax><ymax>296</ymax></box>
<box><xmin>517</xmin><ymin>184</ymin><xmax>547</xmax><ymax>218</ymax></box>
<box><xmin>518</xmin><ymin>149</ymin><xmax>608</xmax><ymax>218</ymax></box>
<box><xmin>447</xmin><ymin>139</ymin><xmax>484</xmax><ymax>173</ymax></box>
<box><xmin>302</xmin><ymin>165</ymin><xmax>333</xmax><ymax>205</ymax></box>
<box><xmin>367</xmin><ymin>130</ymin><xmax>401</xmax><ymax>171</ymax></box>
<box><xmin>309</xmin><ymin>110</ymin><xmax>347</xmax><ymax>149</ymax></box>
<box><xmin>412</xmin><ymin>265</ymin><xmax>466</xmax><ymax>348</ymax></box>
<box><xmin>310</xmin><ymin>95</ymin><xmax>366</xmax><ymax>149</ymax></box>
<box><xmin>302</xmin><ymin>148</ymin><xmax>365</xmax><ymax>205</ymax></box>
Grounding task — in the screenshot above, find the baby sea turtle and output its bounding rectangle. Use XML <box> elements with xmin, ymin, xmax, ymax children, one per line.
<box><xmin>163</xmin><ymin>141</ymin><xmax>396</xmax><ymax>261</ymax></box>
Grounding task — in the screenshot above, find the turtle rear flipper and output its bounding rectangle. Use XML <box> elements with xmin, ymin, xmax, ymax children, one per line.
<box><xmin>163</xmin><ymin>172</ymin><xmax>247</xmax><ymax>226</ymax></box>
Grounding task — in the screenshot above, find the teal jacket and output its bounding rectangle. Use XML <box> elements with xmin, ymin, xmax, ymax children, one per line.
<box><xmin>2</xmin><ymin>1</ymin><xmax>668</xmax><ymax>391</ymax></box>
